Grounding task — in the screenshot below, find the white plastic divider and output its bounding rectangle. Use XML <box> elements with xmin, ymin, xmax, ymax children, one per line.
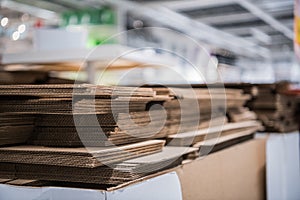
<box><xmin>266</xmin><ymin>132</ymin><xmax>300</xmax><ymax>200</ymax></box>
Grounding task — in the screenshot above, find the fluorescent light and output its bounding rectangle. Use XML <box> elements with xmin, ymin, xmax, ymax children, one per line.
<box><xmin>12</xmin><ymin>31</ymin><xmax>20</xmax><ymax>40</ymax></box>
<box><xmin>18</xmin><ymin>24</ymin><xmax>26</xmax><ymax>33</ymax></box>
<box><xmin>1</xmin><ymin>17</ymin><xmax>8</xmax><ymax>27</ymax></box>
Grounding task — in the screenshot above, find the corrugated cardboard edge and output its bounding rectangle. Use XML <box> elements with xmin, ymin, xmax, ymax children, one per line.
<box><xmin>0</xmin><ymin>137</ymin><xmax>267</xmax><ymax>197</ymax></box>
<box><xmin>109</xmin><ymin>137</ymin><xmax>267</xmax><ymax>192</ymax></box>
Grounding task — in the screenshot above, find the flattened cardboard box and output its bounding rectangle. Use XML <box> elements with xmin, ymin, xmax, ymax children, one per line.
<box><xmin>0</xmin><ymin>138</ymin><xmax>266</xmax><ymax>200</ymax></box>
<box><xmin>177</xmin><ymin>138</ymin><xmax>266</xmax><ymax>200</ymax></box>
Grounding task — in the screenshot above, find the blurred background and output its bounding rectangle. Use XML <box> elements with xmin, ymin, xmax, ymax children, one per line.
<box><xmin>0</xmin><ymin>1</ymin><xmax>299</xmax><ymax>199</ymax></box>
<box><xmin>0</xmin><ymin>0</ymin><xmax>298</xmax><ymax>85</ymax></box>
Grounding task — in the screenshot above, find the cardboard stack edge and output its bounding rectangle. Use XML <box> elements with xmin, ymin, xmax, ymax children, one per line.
<box><xmin>0</xmin><ymin>84</ymin><xmax>262</xmax><ymax>188</ymax></box>
<box><xmin>0</xmin><ymin>146</ymin><xmax>198</xmax><ymax>186</ymax></box>
<box><xmin>224</xmin><ymin>82</ymin><xmax>300</xmax><ymax>133</ymax></box>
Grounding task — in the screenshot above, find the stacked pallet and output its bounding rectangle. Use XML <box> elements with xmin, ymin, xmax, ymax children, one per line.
<box><xmin>0</xmin><ymin>71</ymin><xmax>48</xmax><ymax>84</ymax></box>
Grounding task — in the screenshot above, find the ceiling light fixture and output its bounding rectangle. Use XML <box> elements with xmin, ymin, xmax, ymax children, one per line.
<box><xmin>12</xmin><ymin>31</ymin><xmax>20</xmax><ymax>41</ymax></box>
<box><xmin>18</xmin><ymin>24</ymin><xmax>26</xmax><ymax>33</ymax></box>
<box><xmin>1</xmin><ymin>17</ymin><xmax>8</xmax><ymax>27</ymax></box>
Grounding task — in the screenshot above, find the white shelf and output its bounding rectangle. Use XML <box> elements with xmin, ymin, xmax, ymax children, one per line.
<box><xmin>0</xmin><ymin>44</ymin><xmax>180</xmax><ymax>83</ymax></box>
<box><xmin>0</xmin><ymin>44</ymin><xmax>129</xmax><ymax>65</ymax></box>
<box><xmin>0</xmin><ymin>44</ymin><xmax>177</xmax><ymax>67</ymax></box>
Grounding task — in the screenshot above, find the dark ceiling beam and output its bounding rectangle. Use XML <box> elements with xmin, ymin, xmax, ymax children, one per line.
<box><xmin>237</xmin><ymin>0</ymin><xmax>293</xmax><ymax>40</ymax></box>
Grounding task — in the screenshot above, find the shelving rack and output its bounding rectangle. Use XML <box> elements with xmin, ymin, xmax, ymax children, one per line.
<box><xmin>0</xmin><ymin>44</ymin><xmax>179</xmax><ymax>83</ymax></box>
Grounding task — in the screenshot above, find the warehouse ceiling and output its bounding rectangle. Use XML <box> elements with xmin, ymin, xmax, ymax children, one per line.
<box><xmin>140</xmin><ymin>0</ymin><xmax>294</xmax><ymax>54</ymax></box>
<box><xmin>0</xmin><ymin>0</ymin><xmax>295</xmax><ymax>59</ymax></box>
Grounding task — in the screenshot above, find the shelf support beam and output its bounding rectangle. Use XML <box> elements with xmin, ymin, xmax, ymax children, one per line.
<box><xmin>104</xmin><ymin>0</ymin><xmax>270</xmax><ymax>59</ymax></box>
<box><xmin>237</xmin><ymin>0</ymin><xmax>294</xmax><ymax>40</ymax></box>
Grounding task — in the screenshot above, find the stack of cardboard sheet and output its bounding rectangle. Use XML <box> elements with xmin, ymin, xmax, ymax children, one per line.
<box><xmin>225</xmin><ymin>88</ymin><xmax>257</xmax><ymax>123</ymax></box>
<box><xmin>247</xmin><ymin>84</ymin><xmax>299</xmax><ymax>132</ymax></box>
<box><xmin>251</xmin><ymin>96</ymin><xmax>298</xmax><ymax>132</ymax></box>
<box><xmin>162</xmin><ymin>86</ymin><xmax>262</xmax><ymax>156</ymax></box>
<box><xmin>0</xmin><ymin>71</ymin><xmax>48</xmax><ymax>84</ymax></box>
<box><xmin>225</xmin><ymin>83</ymin><xmax>300</xmax><ymax>133</ymax></box>
<box><xmin>0</xmin><ymin>84</ymin><xmax>262</xmax><ymax>187</ymax></box>
<box><xmin>0</xmin><ymin>146</ymin><xmax>197</xmax><ymax>185</ymax></box>
<box><xmin>0</xmin><ymin>84</ymin><xmax>194</xmax><ymax>186</ymax></box>
<box><xmin>0</xmin><ymin>113</ymin><xmax>35</xmax><ymax>146</ymax></box>
<box><xmin>168</xmin><ymin>120</ymin><xmax>262</xmax><ymax>155</ymax></box>
<box><xmin>227</xmin><ymin>107</ymin><xmax>257</xmax><ymax>122</ymax></box>
<box><xmin>0</xmin><ymin>63</ymin><xmax>84</xmax><ymax>85</ymax></box>
<box><xmin>32</xmin><ymin>111</ymin><xmax>168</xmax><ymax>147</ymax></box>
<box><xmin>160</xmin><ymin>87</ymin><xmax>226</xmax><ymax>136</ymax></box>
<box><xmin>0</xmin><ymin>140</ymin><xmax>165</xmax><ymax>168</ymax></box>
<box><xmin>0</xmin><ymin>84</ymin><xmax>84</xmax><ymax>113</ymax></box>
<box><xmin>0</xmin><ymin>69</ymin><xmax>83</xmax><ymax>85</ymax></box>
<box><xmin>0</xmin><ymin>84</ymin><xmax>172</xmax><ymax>147</ymax></box>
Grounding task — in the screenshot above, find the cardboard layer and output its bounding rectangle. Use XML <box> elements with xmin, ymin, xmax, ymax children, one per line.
<box><xmin>193</xmin><ymin>127</ymin><xmax>257</xmax><ymax>148</ymax></box>
<box><xmin>0</xmin><ymin>71</ymin><xmax>48</xmax><ymax>85</ymax></box>
<box><xmin>228</xmin><ymin>107</ymin><xmax>257</xmax><ymax>122</ymax></box>
<box><xmin>0</xmin><ymin>84</ymin><xmax>155</xmax><ymax>98</ymax></box>
<box><xmin>0</xmin><ymin>84</ymin><xmax>170</xmax><ymax>114</ymax></box>
<box><xmin>0</xmin><ymin>138</ymin><xmax>266</xmax><ymax>200</ymax></box>
<box><xmin>0</xmin><ymin>113</ymin><xmax>35</xmax><ymax>146</ymax></box>
<box><xmin>0</xmin><ymin>140</ymin><xmax>165</xmax><ymax>168</ymax></box>
<box><xmin>167</xmin><ymin>120</ymin><xmax>263</xmax><ymax>146</ymax></box>
<box><xmin>30</xmin><ymin>110</ymin><xmax>168</xmax><ymax>147</ymax></box>
<box><xmin>225</xmin><ymin>83</ymin><xmax>300</xmax><ymax>133</ymax></box>
<box><xmin>31</xmin><ymin>115</ymin><xmax>227</xmax><ymax>147</ymax></box>
<box><xmin>176</xmin><ymin>138</ymin><xmax>266</xmax><ymax>200</ymax></box>
<box><xmin>0</xmin><ymin>146</ymin><xmax>197</xmax><ymax>185</ymax></box>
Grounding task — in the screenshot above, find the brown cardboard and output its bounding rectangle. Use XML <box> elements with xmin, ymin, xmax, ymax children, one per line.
<box><xmin>31</xmin><ymin>110</ymin><xmax>169</xmax><ymax>147</ymax></box>
<box><xmin>0</xmin><ymin>84</ymin><xmax>155</xmax><ymax>98</ymax></box>
<box><xmin>0</xmin><ymin>140</ymin><xmax>165</xmax><ymax>168</ymax></box>
<box><xmin>176</xmin><ymin>138</ymin><xmax>266</xmax><ymax>200</ymax></box>
<box><xmin>0</xmin><ymin>113</ymin><xmax>35</xmax><ymax>146</ymax></box>
<box><xmin>167</xmin><ymin>120</ymin><xmax>263</xmax><ymax>146</ymax></box>
<box><xmin>225</xmin><ymin>83</ymin><xmax>300</xmax><ymax>132</ymax></box>
<box><xmin>0</xmin><ymin>138</ymin><xmax>266</xmax><ymax>199</ymax></box>
<box><xmin>0</xmin><ymin>147</ymin><xmax>197</xmax><ymax>185</ymax></box>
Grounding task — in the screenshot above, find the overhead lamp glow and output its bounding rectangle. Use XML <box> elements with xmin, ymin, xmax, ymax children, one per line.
<box><xmin>1</xmin><ymin>17</ymin><xmax>8</xmax><ymax>27</ymax></box>
<box><xmin>18</xmin><ymin>24</ymin><xmax>26</xmax><ymax>33</ymax></box>
<box><xmin>12</xmin><ymin>31</ymin><xmax>20</xmax><ymax>41</ymax></box>
<box><xmin>21</xmin><ymin>13</ymin><xmax>29</xmax><ymax>22</ymax></box>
